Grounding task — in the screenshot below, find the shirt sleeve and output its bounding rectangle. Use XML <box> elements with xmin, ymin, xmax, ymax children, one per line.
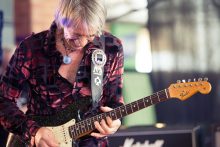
<box><xmin>0</xmin><ymin>41</ymin><xmax>40</xmax><ymax>144</ymax></box>
<box><xmin>103</xmin><ymin>38</ymin><xmax>124</xmax><ymax>108</ymax></box>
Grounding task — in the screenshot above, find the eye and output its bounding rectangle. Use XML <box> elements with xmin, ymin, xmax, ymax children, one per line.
<box><xmin>89</xmin><ymin>34</ymin><xmax>95</xmax><ymax>38</ymax></box>
<box><xmin>74</xmin><ymin>34</ymin><xmax>82</xmax><ymax>38</ymax></box>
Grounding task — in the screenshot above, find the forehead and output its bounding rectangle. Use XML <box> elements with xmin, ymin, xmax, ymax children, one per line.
<box><xmin>63</xmin><ymin>22</ymin><xmax>96</xmax><ymax>35</ymax></box>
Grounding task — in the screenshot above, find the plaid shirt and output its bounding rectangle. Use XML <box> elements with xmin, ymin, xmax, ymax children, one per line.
<box><xmin>0</xmin><ymin>22</ymin><xmax>124</xmax><ymax>145</ymax></box>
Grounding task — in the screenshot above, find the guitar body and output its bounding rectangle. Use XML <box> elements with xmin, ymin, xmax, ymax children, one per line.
<box><xmin>7</xmin><ymin>119</ymin><xmax>76</xmax><ymax>147</ymax></box>
<box><xmin>47</xmin><ymin>119</ymin><xmax>76</xmax><ymax>147</ymax></box>
<box><xmin>6</xmin><ymin>97</ymin><xmax>92</xmax><ymax>147</ymax></box>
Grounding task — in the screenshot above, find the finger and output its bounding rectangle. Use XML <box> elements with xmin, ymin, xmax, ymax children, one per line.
<box><xmin>94</xmin><ymin>121</ymin><xmax>105</xmax><ymax>134</ymax></box>
<box><xmin>47</xmin><ymin>141</ymin><xmax>60</xmax><ymax>147</ymax></box>
<box><xmin>100</xmin><ymin>119</ymin><xmax>111</xmax><ymax>134</ymax></box>
<box><xmin>45</xmin><ymin>136</ymin><xmax>60</xmax><ymax>147</ymax></box>
<box><xmin>37</xmin><ymin>141</ymin><xmax>49</xmax><ymax>147</ymax></box>
<box><xmin>112</xmin><ymin>119</ymin><xmax>121</xmax><ymax>128</ymax></box>
<box><xmin>44</xmin><ymin>141</ymin><xmax>59</xmax><ymax>147</ymax></box>
<box><xmin>90</xmin><ymin>132</ymin><xmax>106</xmax><ymax>138</ymax></box>
<box><xmin>101</xmin><ymin>118</ymin><xmax>121</xmax><ymax>135</ymax></box>
<box><xmin>106</xmin><ymin>116</ymin><xmax>113</xmax><ymax>127</ymax></box>
<box><xmin>100</xmin><ymin>106</ymin><xmax>113</xmax><ymax>112</ymax></box>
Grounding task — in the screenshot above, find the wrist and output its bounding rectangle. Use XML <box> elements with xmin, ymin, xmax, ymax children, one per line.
<box><xmin>30</xmin><ymin>127</ymin><xmax>41</xmax><ymax>146</ymax></box>
<box><xmin>30</xmin><ymin>136</ymin><xmax>35</xmax><ymax>146</ymax></box>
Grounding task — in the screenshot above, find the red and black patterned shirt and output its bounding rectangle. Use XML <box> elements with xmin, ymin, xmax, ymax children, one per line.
<box><xmin>0</xmin><ymin>22</ymin><xmax>124</xmax><ymax>144</ymax></box>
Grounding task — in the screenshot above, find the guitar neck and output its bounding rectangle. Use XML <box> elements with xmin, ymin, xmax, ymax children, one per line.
<box><xmin>105</xmin><ymin>89</ymin><xmax>170</xmax><ymax>120</ymax></box>
<box><xmin>69</xmin><ymin>89</ymin><xmax>170</xmax><ymax>139</ymax></box>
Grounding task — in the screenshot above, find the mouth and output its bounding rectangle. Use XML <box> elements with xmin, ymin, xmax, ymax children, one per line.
<box><xmin>72</xmin><ymin>46</ymin><xmax>84</xmax><ymax>51</ymax></box>
<box><xmin>75</xmin><ymin>47</ymin><xmax>82</xmax><ymax>50</ymax></box>
<box><xmin>67</xmin><ymin>43</ymin><xmax>83</xmax><ymax>50</ymax></box>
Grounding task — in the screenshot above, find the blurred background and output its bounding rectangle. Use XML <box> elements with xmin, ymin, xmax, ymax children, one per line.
<box><xmin>1</xmin><ymin>0</ymin><xmax>220</xmax><ymax>146</ymax></box>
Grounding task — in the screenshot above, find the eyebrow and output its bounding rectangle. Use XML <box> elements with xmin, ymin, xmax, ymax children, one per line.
<box><xmin>71</xmin><ymin>32</ymin><xmax>96</xmax><ymax>37</ymax></box>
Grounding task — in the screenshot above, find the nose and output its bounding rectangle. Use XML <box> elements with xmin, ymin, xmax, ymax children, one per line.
<box><xmin>74</xmin><ymin>37</ymin><xmax>93</xmax><ymax>47</ymax></box>
<box><xmin>79</xmin><ymin>37</ymin><xmax>89</xmax><ymax>47</ymax></box>
<box><xmin>73</xmin><ymin>39</ymin><xmax>81</xmax><ymax>47</ymax></box>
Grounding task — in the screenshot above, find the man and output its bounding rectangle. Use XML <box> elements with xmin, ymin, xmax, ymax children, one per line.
<box><xmin>0</xmin><ymin>0</ymin><xmax>124</xmax><ymax>146</ymax></box>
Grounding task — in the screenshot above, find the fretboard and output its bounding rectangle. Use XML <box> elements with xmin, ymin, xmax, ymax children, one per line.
<box><xmin>68</xmin><ymin>89</ymin><xmax>170</xmax><ymax>139</ymax></box>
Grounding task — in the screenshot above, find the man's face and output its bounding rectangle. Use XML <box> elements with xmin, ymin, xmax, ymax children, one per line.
<box><xmin>63</xmin><ymin>25</ymin><xmax>97</xmax><ymax>50</ymax></box>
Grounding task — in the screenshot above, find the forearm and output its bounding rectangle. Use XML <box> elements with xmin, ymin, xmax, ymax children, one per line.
<box><xmin>0</xmin><ymin>97</ymin><xmax>40</xmax><ymax>144</ymax></box>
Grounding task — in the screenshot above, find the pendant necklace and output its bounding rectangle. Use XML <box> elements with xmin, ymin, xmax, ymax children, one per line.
<box><xmin>62</xmin><ymin>38</ymin><xmax>72</xmax><ymax>64</ymax></box>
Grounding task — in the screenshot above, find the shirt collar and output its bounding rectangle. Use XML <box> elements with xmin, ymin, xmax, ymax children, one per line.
<box><xmin>43</xmin><ymin>21</ymin><xmax>58</xmax><ymax>56</ymax></box>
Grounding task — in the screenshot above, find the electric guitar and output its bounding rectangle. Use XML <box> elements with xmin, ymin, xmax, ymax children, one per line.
<box><xmin>8</xmin><ymin>78</ymin><xmax>211</xmax><ymax>147</ymax></box>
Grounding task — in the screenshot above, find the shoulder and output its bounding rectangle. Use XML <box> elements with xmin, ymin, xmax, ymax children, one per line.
<box><xmin>12</xmin><ymin>30</ymin><xmax>49</xmax><ymax>63</ymax></box>
<box><xmin>15</xmin><ymin>30</ymin><xmax>50</xmax><ymax>56</ymax></box>
<box><xmin>22</xmin><ymin>30</ymin><xmax>49</xmax><ymax>46</ymax></box>
<box><xmin>102</xmin><ymin>31</ymin><xmax>123</xmax><ymax>54</ymax></box>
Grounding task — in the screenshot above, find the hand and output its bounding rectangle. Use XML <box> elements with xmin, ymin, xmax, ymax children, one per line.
<box><xmin>90</xmin><ymin>106</ymin><xmax>121</xmax><ymax>138</ymax></box>
<box><xmin>30</xmin><ymin>127</ymin><xmax>59</xmax><ymax>147</ymax></box>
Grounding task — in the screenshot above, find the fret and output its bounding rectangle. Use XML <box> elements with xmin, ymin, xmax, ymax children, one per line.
<box><xmin>159</xmin><ymin>91</ymin><xmax>168</xmax><ymax>101</ymax></box>
<box><xmin>102</xmin><ymin>113</ymin><xmax>105</xmax><ymax>119</ymax></box>
<box><xmin>82</xmin><ymin>120</ymin><xmax>88</xmax><ymax>132</ymax></box>
<box><xmin>158</xmin><ymin>90</ymin><xmax>168</xmax><ymax>101</ymax></box>
<box><xmin>136</xmin><ymin>101</ymin><xmax>140</xmax><ymax>110</ymax></box>
<box><xmin>125</xmin><ymin>104</ymin><xmax>133</xmax><ymax>115</ymax></box>
<box><xmin>83</xmin><ymin>121</ymin><xmax>88</xmax><ymax>132</ymax></box>
<box><xmin>165</xmin><ymin>89</ymin><xmax>168</xmax><ymax>99</ymax></box>
<box><xmin>143</xmin><ymin>98</ymin><xmax>146</xmax><ymax>108</ymax></box>
<box><xmin>165</xmin><ymin>89</ymin><xmax>170</xmax><ymax>99</ymax></box>
<box><xmin>79</xmin><ymin>123</ymin><xmax>83</xmax><ymax>135</ymax></box>
<box><xmin>94</xmin><ymin>115</ymin><xmax>98</xmax><ymax>121</ymax></box>
<box><xmin>73</xmin><ymin>127</ymin><xmax>76</xmax><ymax>138</ymax></box>
<box><xmin>93</xmin><ymin>115</ymin><xmax>98</xmax><ymax>122</ymax></box>
<box><xmin>137</xmin><ymin>99</ymin><xmax>145</xmax><ymax>109</ymax></box>
<box><xmin>156</xmin><ymin>92</ymin><xmax>160</xmax><ymax>102</ymax></box>
<box><xmin>159</xmin><ymin>96</ymin><xmax>167</xmax><ymax>101</ymax></box>
<box><xmin>89</xmin><ymin>117</ymin><xmax>96</xmax><ymax>130</ymax></box>
<box><xmin>118</xmin><ymin>108</ymin><xmax>123</xmax><ymax>118</ymax></box>
<box><xmin>90</xmin><ymin>117</ymin><xmax>95</xmax><ymax>130</ymax></box>
<box><xmin>75</xmin><ymin>125</ymin><xmax>81</xmax><ymax>136</ymax></box>
<box><xmin>104</xmin><ymin>111</ymin><xmax>108</xmax><ymax>118</ymax></box>
<box><xmin>109</xmin><ymin>110</ymin><xmax>117</xmax><ymax>120</ymax></box>
<box><xmin>74</xmin><ymin>125</ymin><xmax>78</xmax><ymax>137</ymax></box>
<box><xmin>80</xmin><ymin>122</ymin><xmax>86</xmax><ymax>133</ymax></box>
<box><xmin>151</xmin><ymin>94</ymin><xmax>160</xmax><ymax>104</ymax></box>
<box><xmin>88</xmin><ymin>119</ymin><xmax>92</xmax><ymax>130</ymax></box>
<box><xmin>131</xmin><ymin>102</ymin><xmax>139</xmax><ymax>112</ymax></box>
<box><xmin>97</xmin><ymin>114</ymin><xmax>102</xmax><ymax>121</ymax></box>
<box><xmin>84</xmin><ymin>119</ymin><xmax>91</xmax><ymax>131</ymax></box>
<box><xmin>101</xmin><ymin>113</ymin><xmax>105</xmax><ymax>120</ymax></box>
<box><xmin>69</xmin><ymin>126</ymin><xmax>76</xmax><ymax>138</ymax></box>
<box><xmin>115</xmin><ymin>109</ymin><xmax>121</xmax><ymax>119</ymax></box>
<box><xmin>130</xmin><ymin>103</ymin><xmax>134</xmax><ymax>113</ymax></box>
<box><xmin>103</xmin><ymin>112</ymin><xmax>107</xmax><ymax>118</ymax></box>
<box><xmin>144</xmin><ymin>97</ymin><xmax>152</xmax><ymax>107</ymax></box>
<box><xmin>120</xmin><ymin>106</ymin><xmax>127</xmax><ymax>117</ymax></box>
<box><xmin>105</xmin><ymin>111</ymin><xmax>110</xmax><ymax>119</ymax></box>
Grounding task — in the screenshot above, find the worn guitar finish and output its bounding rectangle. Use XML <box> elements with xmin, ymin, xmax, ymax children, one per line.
<box><xmin>8</xmin><ymin>79</ymin><xmax>212</xmax><ymax>147</ymax></box>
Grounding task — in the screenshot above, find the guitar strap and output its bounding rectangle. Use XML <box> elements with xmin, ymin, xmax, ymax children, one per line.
<box><xmin>91</xmin><ymin>34</ymin><xmax>107</xmax><ymax>108</ymax></box>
